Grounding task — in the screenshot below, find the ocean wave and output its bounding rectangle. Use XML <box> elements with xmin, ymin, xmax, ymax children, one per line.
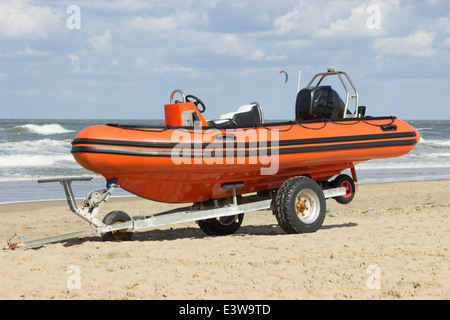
<box><xmin>356</xmin><ymin>162</ymin><xmax>449</xmax><ymax>170</ymax></box>
<box><xmin>14</xmin><ymin>124</ymin><xmax>75</xmax><ymax>135</ymax></box>
<box><xmin>405</xmin><ymin>152</ymin><xmax>450</xmax><ymax>159</ymax></box>
<box><xmin>0</xmin><ymin>154</ymin><xmax>76</xmax><ymax>168</ymax></box>
<box><xmin>0</xmin><ymin>172</ymin><xmax>102</xmax><ymax>182</ymax></box>
<box><xmin>417</xmin><ymin>152</ymin><xmax>450</xmax><ymax>159</ymax></box>
<box><xmin>0</xmin><ymin>139</ymin><xmax>72</xmax><ymax>155</ymax></box>
<box><xmin>416</xmin><ymin>127</ymin><xmax>433</xmax><ymax>131</ymax></box>
<box><xmin>419</xmin><ymin>138</ymin><xmax>450</xmax><ymax>147</ymax></box>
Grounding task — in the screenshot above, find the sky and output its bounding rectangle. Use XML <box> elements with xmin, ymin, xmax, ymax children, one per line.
<box><xmin>1</xmin><ymin>0</ymin><xmax>450</xmax><ymax>120</ymax></box>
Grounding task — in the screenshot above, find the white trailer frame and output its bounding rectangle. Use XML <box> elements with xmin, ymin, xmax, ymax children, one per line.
<box><xmin>3</xmin><ymin>177</ymin><xmax>346</xmax><ymax>250</ymax></box>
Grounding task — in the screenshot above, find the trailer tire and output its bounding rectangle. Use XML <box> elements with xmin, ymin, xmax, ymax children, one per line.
<box><xmin>331</xmin><ymin>174</ymin><xmax>355</xmax><ymax>204</ymax></box>
<box><xmin>275</xmin><ymin>176</ymin><xmax>326</xmax><ymax>234</ymax></box>
<box><xmin>197</xmin><ymin>214</ymin><xmax>244</xmax><ymax>236</ymax></box>
<box><xmin>101</xmin><ymin>210</ymin><xmax>133</xmax><ymax>242</ymax></box>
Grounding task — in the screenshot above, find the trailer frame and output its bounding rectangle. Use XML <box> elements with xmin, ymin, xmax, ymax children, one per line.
<box><xmin>3</xmin><ymin>176</ymin><xmax>347</xmax><ymax>250</ymax></box>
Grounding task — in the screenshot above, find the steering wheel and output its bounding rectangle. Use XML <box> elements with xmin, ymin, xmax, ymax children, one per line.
<box><xmin>186</xmin><ymin>94</ymin><xmax>206</xmax><ymax>113</ymax></box>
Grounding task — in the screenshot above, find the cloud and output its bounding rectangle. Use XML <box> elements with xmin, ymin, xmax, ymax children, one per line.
<box><xmin>247</xmin><ymin>49</ymin><xmax>287</xmax><ymax>61</ymax></box>
<box><xmin>273</xmin><ymin>0</ymin><xmax>395</xmax><ymax>38</ymax></box>
<box><xmin>129</xmin><ymin>16</ymin><xmax>177</xmax><ymax>33</ymax></box>
<box><xmin>444</xmin><ymin>38</ymin><xmax>450</xmax><ymax>47</ymax></box>
<box><xmin>318</xmin><ymin>3</ymin><xmax>387</xmax><ymax>37</ymax></box>
<box><xmin>15</xmin><ymin>46</ymin><xmax>48</xmax><ymax>57</ymax></box>
<box><xmin>372</xmin><ymin>30</ymin><xmax>436</xmax><ymax>57</ymax></box>
<box><xmin>209</xmin><ymin>33</ymin><xmax>243</xmax><ymax>56</ymax></box>
<box><xmin>434</xmin><ymin>16</ymin><xmax>450</xmax><ymax>35</ymax></box>
<box><xmin>67</xmin><ymin>54</ymin><xmax>91</xmax><ymax>73</ymax></box>
<box><xmin>247</xmin><ymin>49</ymin><xmax>265</xmax><ymax>61</ymax></box>
<box><xmin>68</xmin><ymin>54</ymin><xmax>79</xmax><ymax>64</ymax></box>
<box><xmin>75</xmin><ymin>0</ymin><xmax>154</xmax><ymax>13</ymax></box>
<box><xmin>274</xmin><ymin>1</ymin><xmax>348</xmax><ymax>35</ymax></box>
<box><xmin>152</xmin><ymin>65</ymin><xmax>202</xmax><ymax>78</ymax></box>
<box><xmin>0</xmin><ymin>0</ymin><xmax>60</xmax><ymax>37</ymax></box>
<box><xmin>89</xmin><ymin>30</ymin><xmax>112</xmax><ymax>51</ymax></box>
<box><xmin>134</xmin><ymin>56</ymin><xmax>147</xmax><ymax>68</ymax></box>
<box><xmin>128</xmin><ymin>10</ymin><xmax>197</xmax><ymax>33</ymax></box>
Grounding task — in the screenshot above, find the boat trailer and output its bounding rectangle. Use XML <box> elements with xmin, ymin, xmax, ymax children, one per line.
<box><xmin>3</xmin><ymin>176</ymin><xmax>349</xmax><ymax>250</ymax></box>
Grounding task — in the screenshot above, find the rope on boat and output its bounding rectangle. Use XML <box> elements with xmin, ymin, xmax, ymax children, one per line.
<box><xmin>106</xmin><ymin>116</ymin><xmax>397</xmax><ymax>133</ymax></box>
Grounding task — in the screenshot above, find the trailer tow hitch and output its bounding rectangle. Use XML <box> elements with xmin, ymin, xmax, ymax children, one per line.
<box><xmin>4</xmin><ymin>233</ymin><xmax>21</xmax><ymax>250</ymax></box>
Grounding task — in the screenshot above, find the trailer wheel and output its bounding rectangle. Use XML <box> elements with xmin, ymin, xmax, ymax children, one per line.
<box><xmin>275</xmin><ymin>176</ymin><xmax>326</xmax><ymax>234</ymax></box>
<box><xmin>331</xmin><ymin>174</ymin><xmax>355</xmax><ymax>204</ymax></box>
<box><xmin>101</xmin><ymin>211</ymin><xmax>133</xmax><ymax>242</ymax></box>
<box><xmin>197</xmin><ymin>214</ymin><xmax>244</xmax><ymax>236</ymax></box>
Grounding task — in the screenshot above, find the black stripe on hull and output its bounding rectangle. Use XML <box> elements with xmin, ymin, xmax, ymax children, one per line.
<box><xmin>72</xmin><ymin>131</ymin><xmax>417</xmax><ymax>150</ymax></box>
<box><xmin>71</xmin><ymin>138</ymin><xmax>418</xmax><ymax>158</ymax></box>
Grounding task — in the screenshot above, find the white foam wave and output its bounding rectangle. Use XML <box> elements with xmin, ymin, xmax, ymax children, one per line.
<box><xmin>406</xmin><ymin>152</ymin><xmax>450</xmax><ymax>159</ymax></box>
<box><xmin>419</xmin><ymin>138</ymin><xmax>450</xmax><ymax>147</ymax></box>
<box><xmin>357</xmin><ymin>162</ymin><xmax>449</xmax><ymax>170</ymax></box>
<box><xmin>15</xmin><ymin>124</ymin><xmax>74</xmax><ymax>135</ymax></box>
<box><xmin>0</xmin><ymin>139</ymin><xmax>71</xmax><ymax>155</ymax></box>
<box><xmin>0</xmin><ymin>173</ymin><xmax>101</xmax><ymax>182</ymax></box>
<box><xmin>421</xmin><ymin>152</ymin><xmax>450</xmax><ymax>159</ymax></box>
<box><xmin>0</xmin><ymin>154</ymin><xmax>76</xmax><ymax>168</ymax></box>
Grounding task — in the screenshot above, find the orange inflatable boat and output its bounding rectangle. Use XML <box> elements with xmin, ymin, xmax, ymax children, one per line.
<box><xmin>71</xmin><ymin>69</ymin><xmax>420</xmax><ymax>204</ymax></box>
<box><xmin>2</xmin><ymin>69</ymin><xmax>423</xmax><ymax>249</ymax></box>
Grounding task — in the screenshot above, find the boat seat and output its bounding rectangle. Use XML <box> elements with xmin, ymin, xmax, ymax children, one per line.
<box><xmin>295</xmin><ymin>86</ymin><xmax>352</xmax><ymax>121</ymax></box>
<box><xmin>208</xmin><ymin>104</ymin><xmax>263</xmax><ymax>127</ymax></box>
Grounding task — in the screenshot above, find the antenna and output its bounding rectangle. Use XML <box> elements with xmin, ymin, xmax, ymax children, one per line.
<box><xmin>297</xmin><ymin>69</ymin><xmax>302</xmax><ymax>93</ymax></box>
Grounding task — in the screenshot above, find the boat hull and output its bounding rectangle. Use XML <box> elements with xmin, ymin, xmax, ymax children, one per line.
<box><xmin>71</xmin><ymin>118</ymin><xmax>420</xmax><ymax>203</ymax></box>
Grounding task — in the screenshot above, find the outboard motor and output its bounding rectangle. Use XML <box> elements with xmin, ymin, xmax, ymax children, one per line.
<box><xmin>295</xmin><ymin>85</ymin><xmax>348</xmax><ymax>121</ymax></box>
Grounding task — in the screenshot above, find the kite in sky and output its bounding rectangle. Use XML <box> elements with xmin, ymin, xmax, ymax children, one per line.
<box><xmin>280</xmin><ymin>70</ymin><xmax>288</xmax><ymax>83</ymax></box>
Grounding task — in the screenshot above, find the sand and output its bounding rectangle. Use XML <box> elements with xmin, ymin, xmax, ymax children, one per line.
<box><xmin>0</xmin><ymin>180</ymin><xmax>448</xmax><ymax>300</ymax></box>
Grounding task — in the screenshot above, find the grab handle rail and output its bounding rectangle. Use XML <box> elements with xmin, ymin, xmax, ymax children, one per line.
<box><xmin>170</xmin><ymin>89</ymin><xmax>186</xmax><ymax>104</ymax></box>
<box><xmin>306</xmin><ymin>68</ymin><xmax>359</xmax><ymax>118</ymax></box>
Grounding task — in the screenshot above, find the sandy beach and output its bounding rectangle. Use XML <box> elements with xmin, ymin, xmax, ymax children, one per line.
<box><xmin>0</xmin><ymin>180</ymin><xmax>448</xmax><ymax>300</ymax></box>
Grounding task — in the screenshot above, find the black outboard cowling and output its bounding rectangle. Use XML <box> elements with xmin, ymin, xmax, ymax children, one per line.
<box><xmin>295</xmin><ymin>86</ymin><xmax>348</xmax><ymax>121</ymax></box>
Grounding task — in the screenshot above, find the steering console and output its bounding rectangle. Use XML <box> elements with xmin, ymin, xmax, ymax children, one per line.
<box><xmin>169</xmin><ymin>89</ymin><xmax>206</xmax><ymax>113</ymax></box>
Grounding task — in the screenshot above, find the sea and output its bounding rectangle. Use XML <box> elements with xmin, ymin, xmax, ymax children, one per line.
<box><xmin>0</xmin><ymin>119</ymin><xmax>449</xmax><ymax>204</ymax></box>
